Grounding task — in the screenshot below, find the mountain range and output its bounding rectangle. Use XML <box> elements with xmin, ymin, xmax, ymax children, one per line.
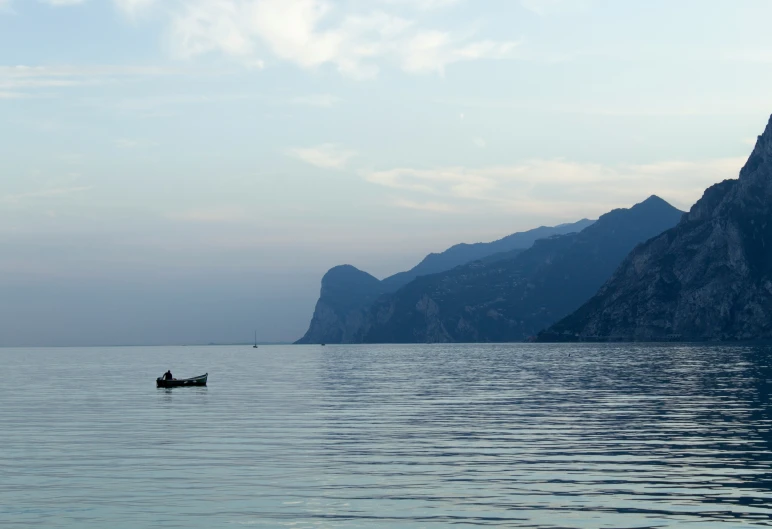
<box><xmin>361</xmin><ymin>196</ymin><xmax>684</xmax><ymax>343</ymax></box>
<box><xmin>298</xmin><ymin>113</ymin><xmax>772</xmax><ymax>345</ymax></box>
<box><xmin>540</xmin><ymin>115</ymin><xmax>772</xmax><ymax>342</ymax></box>
<box><xmin>296</xmin><ymin>219</ymin><xmax>594</xmax><ymax>344</ymax></box>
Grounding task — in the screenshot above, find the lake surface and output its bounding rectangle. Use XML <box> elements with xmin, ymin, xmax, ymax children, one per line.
<box><xmin>2</xmin><ymin>344</ymin><xmax>772</xmax><ymax>528</ymax></box>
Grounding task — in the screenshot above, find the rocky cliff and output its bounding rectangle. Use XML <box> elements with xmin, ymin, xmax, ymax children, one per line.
<box><xmin>296</xmin><ymin>265</ymin><xmax>388</xmax><ymax>344</ymax></box>
<box><xmin>361</xmin><ymin>196</ymin><xmax>684</xmax><ymax>343</ymax></box>
<box><xmin>540</xmin><ymin>115</ymin><xmax>772</xmax><ymax>342</ymax></box>
<box><xmin>296</xmin><ymin>219</ymin><xmax>594</xmax><ymax>344</ymax></box>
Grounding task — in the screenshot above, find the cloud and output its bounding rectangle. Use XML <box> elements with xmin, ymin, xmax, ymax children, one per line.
<box><xmin>722</xmin><ymin>50</ymin><xmax>772</xmax><ymax>64</ymax></box>
<box><xmin>43</xmin><ymin>0</ymin><xmax>87</xmax><ymax>5</ymax></box>
<box><xmin>377</xmin><ymin>0</ymin><xmax>462</xmax><ymax>10</ymax></box>
<box><xmin>0</xmin><ymin>91</ymin><xmax>26</xmax><ymax>99</ymax></box>
<box><xmin>436</xmin><ymin>94</ymin><xmax>772</xmax><ymax>118</ymax></box>
<box><xmin>114</xmin><ymin>138</ymin><xmax>158</xmax><ymax>149</ymax></box>
<box><xmin>114</xmin><ymin>138</ymin><xmax>142</xmax><ymax>149</ymax></box>
<box><xmin>473</xmin><ymin>137</ymin><xmax>486</xmax><ymax>148</ymax></box>
<box><xmin>392</xmin><ymin>198</ymin><xmax>457</xmax><ymax>213</ymax></box>
<box><xmin>365</xmin><ymin>157</ymin><xmax>745</xmax><ymax>218</ymax></box>
<box><xmin>399</xmin><ymin>31</ymin><xmax>517</xmax><ymax>75</ymax></box>
<box><xmin>1</xmin><ymin>186</ymin><xmax>93</xmax><ymax>204</ymax></box>
<box><xmin>110</xmin><ymin>0</ymin><xmax>516</xmax><ymax>78</ymax></box>
<box><xmin>0</xmin><ymin>64</ymin><xmax>181</xmax><ymax>98</ymax></box>
<box><xmin>167</xmin><ymin>207</ymin><xmax>251</xmax><ymax>223</ymax></box>
<box><xmin>289</xmin><ymin>94</ymin><xmax>340</xmax><ymax>107</ymax></box>
<box><xmin>5</xmin><ymin>1</ymin><xmax>517</xmax><ymax>79</ymax></box>
<box><xmin>286</xmin><ymin>143</ymin><xmax>356</xmax><ymax>169</ymax></box>
<box><xmin>114</xmin><ymin>0</ymin><xmax>157</xmax><ymax>17</ymax></box>
<box><xmin>4</xmin><ymin>0</ymin><xmax>89</xmax><ymax>9</ymax></box>
<box><xmin>520</xmin><ymin>0</ymin><xmax>595</xmax><ymax>16</ymax></box>
<box><xmin>168</xmin><ymin>0</ymin><xmax>261</xmax><ymax>60</ymax></box>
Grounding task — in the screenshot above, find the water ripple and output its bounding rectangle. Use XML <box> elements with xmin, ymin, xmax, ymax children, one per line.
<box><xmin>1</xmin><ymin>344</ymin><xmax>772</xmax><ymax>528</ymax></box>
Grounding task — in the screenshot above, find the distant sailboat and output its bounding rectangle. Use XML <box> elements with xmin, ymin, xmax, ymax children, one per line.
<box><xmin>253</xmin><ymin>331</ymin><xmax>258</xmax><ymax>349</ymax></box>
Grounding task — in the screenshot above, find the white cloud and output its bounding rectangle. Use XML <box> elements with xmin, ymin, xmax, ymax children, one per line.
<box><xmin>43</xmin><ymin>0</ymin><xmax>88</xmax><ymax>5</ymax></box>
<box><xmin>114</xmin><ymin>0</ymin><xmax>157</xmax><ymax>17</ymax></box>
<box><xmin>4</xmin><ymin>1</ymin><xmax>517</xmax><ymax>79</ymax></box>
<box><xmin>400</xmin><ymin>31</ymin><xmax>517</xmax><ymax>75</ymax></box>
<box><xmin>286</xmin><ymin>143</ymin><xmax>356</xmax><ymax>169</ymax></box>
<box><xmin>111</xmin><ymin>0</ymin><xmax>517</xmax><ymax>78</ymax></box>
<box><xmin>249</xmin><ymin>0</ymin><xmax>350</xmax><ymax>67</ymax></box>
<box><xmin>436</xmin><ymin>94</ymin><xmax>772</xmax><ymax>118</ymax></box>
<box><xmin>0</xmin><ymin>65</ymin><xmax>175</xmax><ymax>77</ymax></box>
<box><xmin>520</xmin><ymin>0</ymin><xmax>595</xmax><ymax>16</ymax></box>
<box><xmin>473</xmin><ymin>137</ymin><xmax>486</xmax><ymax>148</ymax></box>
<box><xmin>289</xmin><ymin>94</ymin><xmax>340</xmax><ymax>107</ymax></box>
<box><xmin>393</xmin><ymin>198</ymin><xmax>457</xmax><ymax>213</ymax></box>
<box><xmin>377</xmin><ymin>0</ymin><xmax>462</xmax><ymax>10</ymax></box>
<box><xmin>0</xmin><ymin>64</ymin><xmax>186</xmax><ymax>99</ymax></box>
<box><xmin>114</xmin><ymin>138</ymin><xmax>141</xmax><ymax>149</ymax></box>
<box><xmin>722</xmin><ymin>50</ymin><xmax>772</xmax><ymax>64</ymax></box>
<box><xmin>367</xmin><ymin>166</ymin><xmax>497</xmax><ymax>200</ymax></box>
<box><xmin>168</xmin><ymin>0</ymin><xmax>260</xmax><ymax>60</ymax></box>
<box><xmin>365</xmin><ymin>157</ymin><xmax>745</xmax><ymax>218</ymax></box>
<box><xmin>114</xmin><ymin>138</ymin><xmax>158</xmax><ymax>149</ymax></box>
<box><xmin>167</xmin><ymin>207</ymin><xmax>251</xmax><ymax>223</ymax></box>
<box><xmin>1</xmin><ymin>186</ymin><xmax>93</xmax><ymax>204</ymax></box>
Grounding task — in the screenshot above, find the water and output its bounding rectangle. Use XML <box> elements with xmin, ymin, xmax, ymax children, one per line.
<box><xmin>2</xmin><ymin>344</ymin><xmax>772</xmax><ymax>528</ymax></box>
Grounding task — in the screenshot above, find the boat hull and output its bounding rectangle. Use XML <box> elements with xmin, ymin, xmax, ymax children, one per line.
<box><xmin>156</xmin><ymin>373</ymin><xmax>208</xmax><ymax>388</ymax></box>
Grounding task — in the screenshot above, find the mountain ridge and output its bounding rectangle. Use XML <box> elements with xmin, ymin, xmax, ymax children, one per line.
<box><xmin>380</xmin><ymin>219</ymin><xmax>594</xmax><ymax>290</ymax></box>
<box><xmin>539</xmin><ymin>115</ymin><xmax>772</xmax><ymax>342</ymax></box>
<box><xmin>296</xmin><ymin>218</ymin><xmax>594</xmax><ymax>344</ymax></box>
<box><xmin>359</xmin><ymin>195</ymin><xmax>684</xmax><ymax>343</ymax></box>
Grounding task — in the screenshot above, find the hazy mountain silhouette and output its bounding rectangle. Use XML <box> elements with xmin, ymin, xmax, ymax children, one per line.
<box><xmin>381</xmin><ymin>220</ymin><xmax>595</xmax><ymax>290</ymax></box>
<box><xmin>296</xmin><ymin>219</ymin><xmax>594</xmax><ymax>344</ymax></box>
<box><xmin>541</xmin><ymin>115</ymin><xmax>772</xmax><ymax>342</ymax></box>
<box><xmin>360</xmin><ymin>196</ymin><xmax>684</xmax><ymax>343</ymax></box>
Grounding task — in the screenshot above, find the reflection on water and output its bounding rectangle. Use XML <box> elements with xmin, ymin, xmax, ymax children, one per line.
<box><xmin>1</xmin><ymin>344</ymin><xmax>772</xmax><ymax>528</ymax></box>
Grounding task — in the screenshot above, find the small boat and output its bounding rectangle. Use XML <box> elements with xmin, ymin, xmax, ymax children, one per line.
<box><xmin>156</xmin><ymin>373</ymin><xmax>208</xmax><ymax>388</ymax></box>
<box><xmin>253</xmin><ymin>331</ymin><xmax>258</xmax><ymax>349</ymax></box>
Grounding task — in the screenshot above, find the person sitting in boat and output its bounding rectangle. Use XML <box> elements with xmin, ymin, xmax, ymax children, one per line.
<box><xmin>163</xmin><ymin>370</ymin><xmax>174</xmax><ymax>381</ymax></box>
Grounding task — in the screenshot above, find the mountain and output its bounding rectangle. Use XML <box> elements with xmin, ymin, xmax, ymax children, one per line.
<box><xmin>360</xmin><ymin>196</ymin><xmax>684</xmax><ymax>343</ymax></box>
<box><xmin>540</xmin><ymin>115</ymin><xmax>772</xmax><ymax>342</ymax></box>
<box><xmin>296</xmin><ymin>265</ymin><xmax>389</xmax><ymax>344</ymax></box>
<box><xmin>296</xmin><ymin>219</ymin><xmax>594</xmax><ymax>344</ymax></box>
<box><xmin>380</xmin><ymin>219</ymin><xmax>595</xmax><ymax>290</ymax></box>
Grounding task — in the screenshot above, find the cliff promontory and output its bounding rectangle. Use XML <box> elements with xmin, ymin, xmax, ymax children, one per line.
<box><xmin>296</xmin><ymin>219</ymin><xmax>593</xmax><ymax>344</ymax></box>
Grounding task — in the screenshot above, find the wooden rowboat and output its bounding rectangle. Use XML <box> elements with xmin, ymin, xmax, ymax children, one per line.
<box><xmin>156</xmin><ymin>373</ymin><xmax>208</xmax><ymax>388</ymax></box>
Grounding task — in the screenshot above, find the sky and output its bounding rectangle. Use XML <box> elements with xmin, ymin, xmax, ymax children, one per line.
<box><xmin>2</xmin><ymin>0</ymin><xmax>772</xmax><ymax>346</ymax></box>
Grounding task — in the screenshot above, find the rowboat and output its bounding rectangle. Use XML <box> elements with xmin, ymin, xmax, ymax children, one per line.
<box><xmin>156</xmin><ymin>373</ymin><xmax>208</xmax><ymax>388</ymax></box>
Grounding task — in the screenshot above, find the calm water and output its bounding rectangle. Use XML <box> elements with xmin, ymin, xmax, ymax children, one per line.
<box><xmin>2</xmin><ymin>344</ymin><xmax>772</xmax><ymax>528</ymax></box>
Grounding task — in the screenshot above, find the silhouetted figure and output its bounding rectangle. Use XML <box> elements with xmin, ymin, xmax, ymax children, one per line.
<box><xmin>163</xmin><ymin>370</ymin><xmax>173</xmax><ymax>381</ymax></box>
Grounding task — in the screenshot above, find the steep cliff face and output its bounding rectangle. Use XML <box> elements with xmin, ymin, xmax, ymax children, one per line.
<box><xmin>361</xmin><ymin>196</ymin><xmax>684</xmax><ymax>343</ymax></box>
<box><xmin>540</xmin><ymin>115</ymin><xmax>772</xmax><ymax>342</ymax></box>
<box><xmin>296</xmin><ymin>265</ymin><xmax>388</xmax><ymax>344</ymax></box>
<box><xmin>296</xmin><ymin>219</ymin><xmax>594</xmax><ymax>344</ymax></box>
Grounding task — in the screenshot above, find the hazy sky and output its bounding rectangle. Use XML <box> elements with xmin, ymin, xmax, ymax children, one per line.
<box><xmin>2</xmin><ymin>0</ymin><xmax>772</xmax><ymax>346</ymax></box>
